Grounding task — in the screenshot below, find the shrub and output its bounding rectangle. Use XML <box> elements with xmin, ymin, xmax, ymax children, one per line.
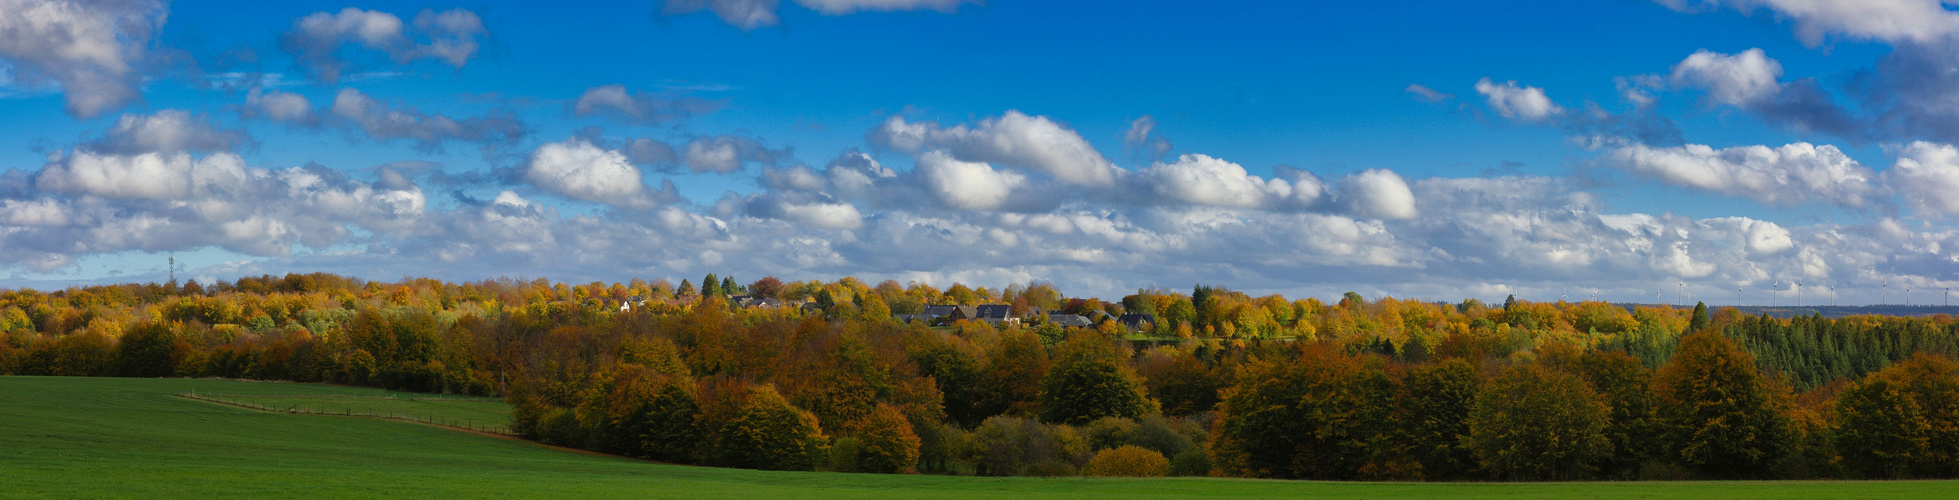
<box><xmin>1130</xmin><ymin>414</ymin><xmax>1197</xmax><ymax>458</ymax></box>
<box><xmin>534</xmin><ymin>407</ymin><xmax>588</xmax><ymax>448</ymax></box>
<box><xmin>1023</xmin><ymin>460</ymin><xmax>1078</xmax><ymax>477</ymax></box>
<box><xmin>1084</xmin><ymin>417</ymin><xmax>1138</xmax><ymax>451</ymax></box>
<box><xmin>828</xmin><ymin>437</ymin><xmax>863</xmax><ymax>472</ymax></box>
<box><xmin>1169</xmin><ymin>449</ymin><xmax>1211</xmax><ymax>476</ymax></box>
<box><xmin>1083</xmin><ymin>445</ymin><xmax>1169</xmax><ymax>477</ymax></box>
<box><xmin>960</xmin><ymin>415</ymin><xmax>1078</xmax><ymax>476</ymax></box>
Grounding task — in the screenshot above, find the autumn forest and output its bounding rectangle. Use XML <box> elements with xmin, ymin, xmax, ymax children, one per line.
<box><xmin>4</xmin><ymin>273</ymin><xmax>1957</xmax><ymax>481</ymax></box>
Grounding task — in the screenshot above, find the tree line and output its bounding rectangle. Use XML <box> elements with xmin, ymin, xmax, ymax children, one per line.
<box><xmin>2</xmin><ymin>273</ymin><xmax>1957</xmax><ymax>479</ymax></box>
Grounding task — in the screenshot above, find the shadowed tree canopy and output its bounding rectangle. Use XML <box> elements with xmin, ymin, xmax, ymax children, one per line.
<box><xmin>1654</xmin><ymin>331</ymin><xmax>1792</xmax><ymax>479</ymax></box>
<box><xmin>1038</xmin><ymin>332</ymin><xmax>1155</xmax><ymax>426</ymax></box>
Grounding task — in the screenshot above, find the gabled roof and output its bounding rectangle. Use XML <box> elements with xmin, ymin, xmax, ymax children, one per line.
<box><xmin>974</xmin><ymin>304</ymin><xmax>1014</xmax><ymax>319</ymax></box>
<box><xmin>943</xmin><ymin>305</ymin><xmax>979</xmax><ymax>320</ymax></box>
<box><xmin>1117</xmin><ymin>313</ymin><xmax>1156</xmax><ymax>327</ymax></box>
<box><xmin>921</xmin><ymin>305</ymin><xmax>960</xmax><ymax>317</ymax></box>
<box><xmin>1048</xmin><ymin>314</ymin><xmax>1093</xmax><ymax>328</ymax></box>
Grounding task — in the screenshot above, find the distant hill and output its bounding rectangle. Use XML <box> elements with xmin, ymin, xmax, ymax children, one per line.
<box><xmin>1615</xmin><ymin>303</ymin><xmax>1959</xmax><ymax>319</ymax></box>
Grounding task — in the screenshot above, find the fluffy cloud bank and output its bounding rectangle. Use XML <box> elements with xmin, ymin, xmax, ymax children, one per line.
<box><xmin>4</xmin><ymin>106</ymin><xmax>1956</xmax><ymax>304</ymax></box>
<box><xmin>1601</xmin><ymin>140</ymin><xmax>1880</xmax><ymax>209</ymax></box>
<box><xmin>280</xmin><ymin>7</ymin><xmax>488</xmax><ymax>81</ymax></box>
<box><xmin>1654</xmin><ymin>0</ymin><xmax>1959</xmax><ymax>47</ymax></box>
<box><xmin>0</xmin><ymin>0</ymin><xmax>165</xmax><ymax>117</ymax></box>
<box><xmin>244</xmin><ymin>88</ymin><xmax>525</xmax><ymax>153</ymax></box>
<box><xmin>523</xmin><ymin>138</ymin><xmax>676</xmax><ymax>209</ymax></box>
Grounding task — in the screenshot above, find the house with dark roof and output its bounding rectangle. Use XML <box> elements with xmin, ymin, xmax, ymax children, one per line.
<box><xmin>1047</xmin><ymin>314</ymin><xmax>1093</xmax><ymax>328</ymax></box>
<box><xmin>1117</xmin><ymin>313</ymin><xmax>1156</xmax><ymax>331</ymax></box>
<box><xmin>974</xmin><ymin>304</ymin><xmax>1014</xmax><ymax>319</ymax></box>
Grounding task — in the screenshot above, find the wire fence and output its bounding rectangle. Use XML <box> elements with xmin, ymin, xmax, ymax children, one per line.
<box><xmin>176</xmin><ymin>389</ymin><xmax>516</xmax><ymax>436</ymax></box>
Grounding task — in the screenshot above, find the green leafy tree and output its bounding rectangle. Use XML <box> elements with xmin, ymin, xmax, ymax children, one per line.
<box><xmin>1841</xmin><ymin>354</ymin><xmax>1959</xmax><ymax>477</ymax></box>
<box><xmin>1575</xmin><ymin>350</ymin><xmax>1659</xmax><ymax>478</ymax></box>
<box><xmin>1835</xmin><ymin>377</ymin><xmax>1929</xmax><ymax>478</ymax></box>
<box><xmin>1466</xmin><ymin>364</ymin><xmax>1611</xmax><ymax>481</ymax></box>
<box><xmin>859</xmin><ymin>295</ymin><xmax>892</xmax><ymax>322</ymax></box>
<box><xmin>117</xmin><ymin>321</ymin><xmax>182</xmax><ymax>378</ymax></box>
<box><xmin>852</xmin><ymin>403</ymin><xmax>922</xmax><ymax>473</ymax></box>
<box><xmin>640</xmin><ymin>383</ymin><xmax>705</xmax><ymax>463</ymax></box>
<box><xmin>1137</xmin><ymin>351</ymin><xmax>1222</xmax><ymax>417</ymax></box>
<box><xmin>1038</xmin><ymin>332</ymin><xmax>1155</xmax><ymax>426</ymax></box>
<box><xmin>977</xmin><ymin>329</ymin><xmax>1048</xmax><ymax>418</ymax></box>
<box><xmin>1401</xmin><ymin>358</ymin><xmax>1480</xmax><ymax>480</ymax></box>
<box><xmin>717</xmin><ymin>386</ymin><xmax>829</xmax><ymax>471</ymax></box>
<box><xmin>1888</xmin><ymin>355</ymin><xmax>1959</xmax><ymax>477</ymax></box>
<box><xmin>1212</xmin><ymin>344</ymin><xmax>1395</xmax><ymax>479</ymax></box>
<box><xmin>1653</xmin><ymin>331</ymin><xmax>1793</xmax><ymax>478</ymax></box>
<box><xmin>677</xmin><ymin>279</ymin><xmax>696</xmax><ymax>296</ymax></box>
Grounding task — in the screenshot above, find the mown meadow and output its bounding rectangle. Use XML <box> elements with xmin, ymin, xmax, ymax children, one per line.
<box><xmin>5</xmin><ymin>376</ymin><xmax>1956</xmax><ymax>499</ymax></box>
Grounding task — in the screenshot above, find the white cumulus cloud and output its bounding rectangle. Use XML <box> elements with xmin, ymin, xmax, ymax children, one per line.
<box><xmin>1670</xmin><ymin>48</ymin><xmax>1784</xmax><ymax>106</ymax></box>
<box><xmin>280</xmin><ymin>7</ymin><xmax>487</xmax><ymax>81</ymax></box>
<box><xmin>83</xmin><ymin>110</ymin><xmax>247</xmax><ymax>155</ymax></box>
<box><xmin>523</xmin><ymin>138</ymin><xmax>670</xmax><ymax>209</ymax></box>
<box><xmin>0</xmin><ymin>0</ymin><xmax>165</xmax><ymax>117</ymax></box>
<box><xmin>1656</xmin><ymin>0</ymin><xmax>1959</xmax><ymax>47</ymax></box>
<box><xmin>1341</xmin><ymin>169</ymin><xmax>1418</xmax><ymax>219</ymax></box>
<box><xmin>1886</xmin><ymin>141</ymin><xmax>1959</xmax><ymax>217</ymax></box>
<box><xmin>871</xmin><ymin>111</ymin><xmax>1120</xmax><ymax>186</ymax></box>
<box><xmin>1475</xmin><ymin>78</ymin><xmax>1564</xmax><ymax>122</ymax></box>
<box><xmin>1139</xmin><ymin>154</ymin><xmax>1293</xmax><ymax>209</ymax></box>
<box><xmin>1602</xmin><ymin>140</ymin><xmax>1880</xmax><ymax>209</ymax></box>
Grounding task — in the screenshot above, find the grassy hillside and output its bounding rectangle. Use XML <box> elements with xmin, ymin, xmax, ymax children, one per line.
<box><xmin>2</xmin><ymin>376</ymin><xmax>1954</xmax><ymax>499</ymax></box>
<box><xmin>190</xmin><ymin>392</ymin><xmax>514</xmax><ymax>434</ymax></box>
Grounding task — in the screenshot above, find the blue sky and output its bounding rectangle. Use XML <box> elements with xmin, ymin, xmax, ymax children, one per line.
<box><xmin>2</xmin><ymin>0</ymin><xmax>1957</xmax><ymax>305</ymax></box>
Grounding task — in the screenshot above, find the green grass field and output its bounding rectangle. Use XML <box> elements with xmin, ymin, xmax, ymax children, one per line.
<box><xmin>187</xmin><ymin>391</ymin><xmax>514</xmax><ymax>434</ymax></box>
<box><xmin>2</xmin><ymin>376</ymin><xmax>1955</xmax><ymax>498</ymax></box>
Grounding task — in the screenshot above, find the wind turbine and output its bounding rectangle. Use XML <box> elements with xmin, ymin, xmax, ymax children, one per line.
<box><xmin>1772</xmin><ymin>280</ymin><xmax>1779</xmax><ymax>307</ymax></box>
<box><xmin>1797</xmin><ymin>280</ymin><xmax>1803</xmax><ymax>307</ymax></box>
